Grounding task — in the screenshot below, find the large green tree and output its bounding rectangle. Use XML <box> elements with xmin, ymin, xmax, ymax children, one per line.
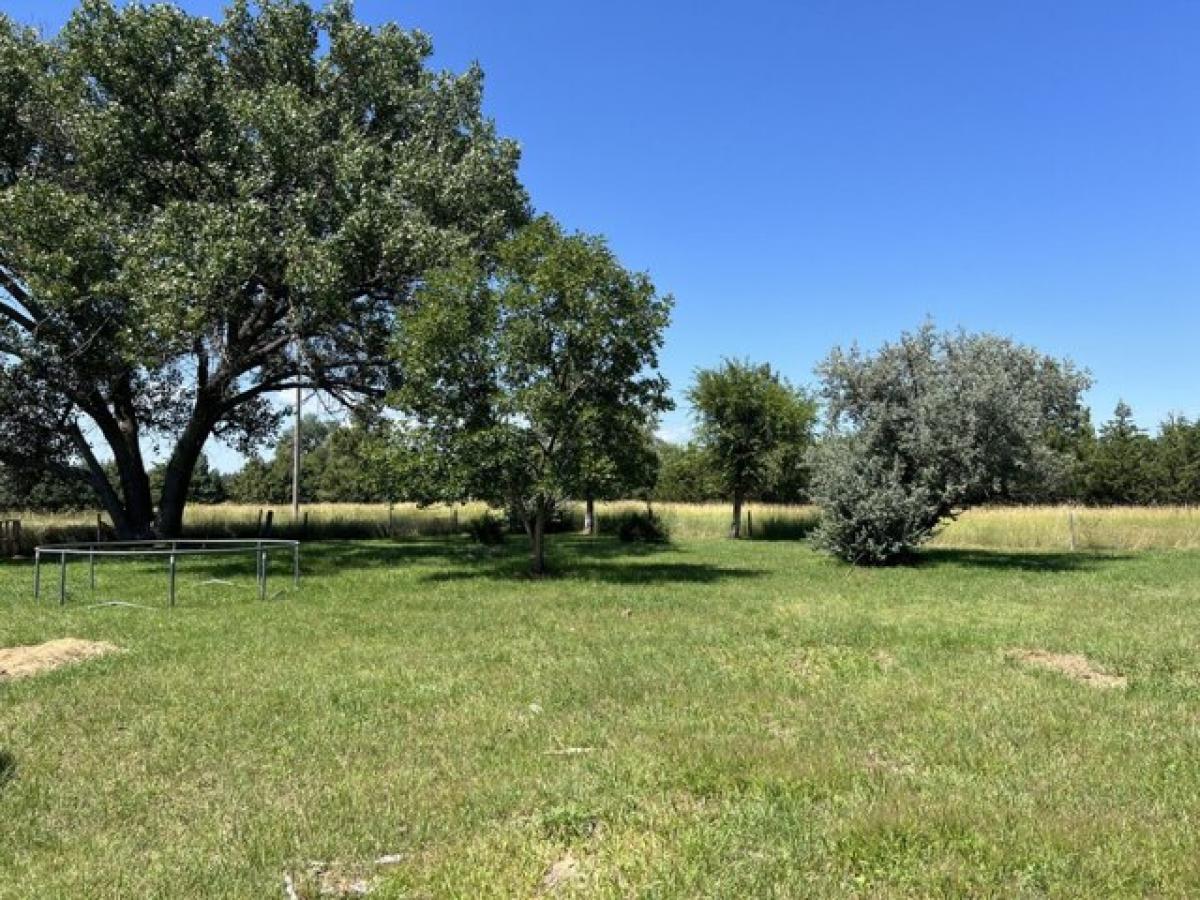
<box><xmin>0</xmin><ymin>0</ymin><xmax>525</xmax><ymax>537</ymax></box>
<box><xmin>810</xmin><ymin>325</ymin><xmax>1091</xmax><ymax>564</ymax></box>
<box><xmin>393</xmin><ymin>216</ymin><xmax>672</xmax><ymax>574</ymax></box>
<box><xmin>1152</xmin><ymin>414</ymin><xmax>1200</xmax><ymax>504</ymax></box>
<box><xmin>687</xmin><ymin>360</ymin><xmax>815</xmax><ymax>538</ymax></box>
<box><xmin>1083</xmin><ymin>401</ymin><xmax>1155</xmax><ymax>504</ymax></box>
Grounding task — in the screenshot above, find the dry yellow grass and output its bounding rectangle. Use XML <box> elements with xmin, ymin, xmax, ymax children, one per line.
<box><xmin>928</xmin><ymin>505</ymin><xmax>1200</xmax><ymax>552</ymax></box>
<box><xmin>4</xmin><ymin>502</ymin><xmax>1200</xmax><ymax>551</ymax></box>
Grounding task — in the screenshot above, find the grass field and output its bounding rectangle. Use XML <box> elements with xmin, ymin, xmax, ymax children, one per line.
<box><xmin>3</xmin><ymin>534</ymin><xmax>1200</xmax><ymax>897</ymax></box>
<box><xmin>7</xmin><ymin>501</ymin><xmax>1200</xmax><ymax>551</ymax></box>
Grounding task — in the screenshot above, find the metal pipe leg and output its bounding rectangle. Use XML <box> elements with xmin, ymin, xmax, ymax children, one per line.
<box><xmin>259</xmin><ymin>550</ymin><xmax>267</xmax><ymax>601</ymax></box>
<box><xmin>292</xmin><ymin>543</ymin><xmax>299</xmax><ymax>588</ymax></box>
<box><xmin>33</xmin><ymin>549</ymin><xmax>41</xmax><ymax>601</ymax></box>
<box><xmin>169</xmin><ymin>552</ymin><xmax>177</xmax><ymax>607</ymax></box>
<box><xmin>58</xmin><ymin>554</ymin><xmax>67</xmax><ymax>606</ymax></box>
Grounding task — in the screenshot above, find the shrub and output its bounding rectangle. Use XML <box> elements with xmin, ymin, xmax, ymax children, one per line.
<box><xmin>808</xmin><ymin>437</ymin><xmax>943</xmax><ymax>564</ymax></box>
<box><xmin>611</xmin><ymin>509</ymin><xmax>670</xmax><ymax>543</ymax></box>
<box><xmin>466</xmin><ymin>512</ymin><xmax>507</xmax><ymax>545</ymax></box>
<box><xmin>809</xmin><ymin>325</ymin><xmax>1090</xmax><ymax>564</ymax></box>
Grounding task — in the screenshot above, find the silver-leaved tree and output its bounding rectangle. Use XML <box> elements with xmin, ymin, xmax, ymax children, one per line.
<box><xmin>810</xmin><ymin>324</ymin><xmax>1092</xmax><ymax>564</ymax></box>
<box><xmin>0</xmin><ymin>0</ymin><xmax>526</xmax><ymax>537</ymax></box>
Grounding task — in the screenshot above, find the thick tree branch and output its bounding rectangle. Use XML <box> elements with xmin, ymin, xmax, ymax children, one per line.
<box><xmin>0</xmin><ymin>287</ymin><xmax>37</xmax><ymax>333</ymax></box>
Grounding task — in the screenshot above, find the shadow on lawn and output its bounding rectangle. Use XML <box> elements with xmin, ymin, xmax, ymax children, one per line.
<box><xmin>917</xmin><ymin>548</ymin><xmax>1131</xmax><ymax>573</ymax></box>
<box><xmin>0</xmin><ymin>751</ymin><xmax>15</xmax><ymax>794</ymax></box>
<box><xmin>745</xmin><ymin>516</ymin><xmax>821</xmax><ymax>541</ymax></box>
<box><xmin>284</xmin><ymin>537</ymin><xmax>767</xmax><ymax>585</ymax></box>
<box><xmin>422</xmin><ymin>558</ymin><xmax>767</xmax><ymax>585</ymax></box>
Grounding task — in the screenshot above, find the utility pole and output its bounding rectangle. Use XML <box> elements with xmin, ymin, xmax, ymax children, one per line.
<box><xmin>291</xmin><ymin>324</ymin><xmax>302</xmax><ymax>521</ymax></box>
<box><xmin>291</xmin><ymin>383</ymin><xmax>301</xmax><ymax>520</ymax></box>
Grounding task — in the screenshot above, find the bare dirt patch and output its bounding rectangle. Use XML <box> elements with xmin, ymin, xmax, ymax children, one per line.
<box><xmin>0</xmin><ymin>638</ymin><xmax>121</xmax><ymax>682</ymax></box>
<box><xmin>541</xmin><ymin>852</ymin><xmax>582</xmax><ymax>893</ymax></box>
<box><xmin>1006</xmin><ymin>648</ymin><xmax>1127</xmax><ymax>689</ymax></box>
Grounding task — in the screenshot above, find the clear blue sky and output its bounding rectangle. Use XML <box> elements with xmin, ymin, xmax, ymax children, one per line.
<box><xmin>10</xmin><ymin>1</ymin><xmax>1200</xmax><ymax>466</ymax></box>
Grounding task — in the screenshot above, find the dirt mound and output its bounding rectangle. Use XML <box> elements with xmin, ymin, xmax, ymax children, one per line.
<box><xmin>1006</xmin><ymin>648</ymin><xmax>1126</xmax><ymax>689</ymax></box>
<box><xmin>0</xmin><ymin>639</ymin><xmax>121</xmax><ymax>681</ymax></box>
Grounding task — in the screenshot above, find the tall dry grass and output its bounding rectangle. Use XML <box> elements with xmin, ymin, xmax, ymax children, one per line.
<box><xmin>4</xmin><ymin>501</ymin><xmax>1200</xmax><ymax>553</ymax></box>
<box><xmin>928</xmin><ymin>505</ymin><xmax>1200</xmax><ymax>552</ymax></box>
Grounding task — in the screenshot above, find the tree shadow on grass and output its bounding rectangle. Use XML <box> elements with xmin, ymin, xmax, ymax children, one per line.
<box><xmin>156</xmin><ymin>539</ymin><xmax>469</xmax><ymax>583</ymax></box>
<box><xmin>169</xmin><ymin>536</ymin><xmax>767</xmax><ymax>587</ymax></box>
<box><xmin>421</xmin><ymin>558</ymin><xmax>768</xmax><ymax>585</ymax></box>
<box><xmin>421</xmin><ymin>537</ymin><xmax>768</xmax><ymax>585</ymax></box>
<box><xmin>745</xmin><ymin>518</ymin><xmax>820</xmax><ymax>541</ymax></box>
<box><xmin>916</xmin><ymin>548</ymin><xmax>1132</xmax><ymax>573</ymax></box>
<box><xmin>0</xmin><ymin>751</ymin><xmax>15</xmax><ymax>795</ymax></box>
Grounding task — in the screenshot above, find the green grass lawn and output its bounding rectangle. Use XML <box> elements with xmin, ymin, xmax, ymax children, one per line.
<box><xmin>2</xmin><ymin>536</ymin><xmax>1200</xmax><ymax>898</ymax></box>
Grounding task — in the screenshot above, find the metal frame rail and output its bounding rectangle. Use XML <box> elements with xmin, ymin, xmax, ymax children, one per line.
<box><xmin>32</xmin><ymin>539</ymin><xmax>301</xmax><ymax>606</ymax></box>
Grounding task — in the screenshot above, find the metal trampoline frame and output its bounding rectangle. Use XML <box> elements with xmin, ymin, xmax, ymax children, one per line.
<box><xmin>33</xmin><ymin>539</ymin><xmax>301</xmax><ymax>606</ymax></box>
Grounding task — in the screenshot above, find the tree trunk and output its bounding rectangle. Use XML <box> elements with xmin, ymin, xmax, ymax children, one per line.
<box><xmin>110</xmin><ymin>390</ymin><xmax>156</xmax><ymax>538</ymax></box>
<box><xmin>71</xmin><ymin>413</ymin><xmax>154</xmax><ymax>539</ymax></box>
<box><xmin>584</xmin><ymin>494</ymin><xmax>596</xmax><ymax>536</ymax></box>
<box><xmin>154</xmin><ymin>406</ymin><xmax>218</xmax><ymax>538</ymax></box>
<box><xmin>530</xmin><ymin>501</ymin><xmax>547</xmax><ymax>576</ymax></box>
<box><xmin>730</xmin><ymin>491</ymin><xmax>743</xmax><ymax>539</ymax></box>
<box><xmin>115</xmin><ymin>473</ymin><xmax>155</xmax><ymax>539</ymax></box>
<box><xmin>77</xmin><ymin>386</ymin><xmax>217</xmax><ymax>540</ymax></box>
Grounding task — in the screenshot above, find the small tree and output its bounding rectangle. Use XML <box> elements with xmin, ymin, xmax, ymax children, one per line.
<box><xmin>810</xmin><ymin>324</ymin><xmax>1091</xmax><ymax>564</ymax></box>
<box><xmin>687</xmin><ymin>360</ymin><xmax>815</xmax><ymax>538</ymax></box>
<box><xmin>392</xmin><ymin>216</ymin><xmax>672</xmax><ymax>574</ymax></box>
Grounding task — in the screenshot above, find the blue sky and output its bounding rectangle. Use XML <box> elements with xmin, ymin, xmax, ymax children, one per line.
<box><xmin>10</xmin><ymin>1</ymin><xmax>1200</xmax><ymax>467</ymax></box>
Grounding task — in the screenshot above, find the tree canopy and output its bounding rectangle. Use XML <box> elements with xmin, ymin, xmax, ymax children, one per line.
<box><xmin>392</xmin><ymin>216</ymin><xmax>672</xmax><ymax>573</ymax></box>
<box><xmin>0</xmin><ymin>0</ymin><xmax>526</xmax><ymax>536</ymax></box>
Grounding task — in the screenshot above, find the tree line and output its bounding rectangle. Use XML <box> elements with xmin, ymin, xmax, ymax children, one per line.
<box><xmin>0</xmin><ymin>2</ymin><xmax>1190</xmax><ymax>571</ymax></box>
<box><xmin>6</xmin><ymin>391</ymin><xmax>1192</xmax><ymax>514</ymax></box>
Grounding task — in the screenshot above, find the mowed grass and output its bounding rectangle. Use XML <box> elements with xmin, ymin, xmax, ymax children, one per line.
<box><xmin>2</xmin><ymin>535</ymin><xmax>1200</xmax><ymax>897</ymax></box>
